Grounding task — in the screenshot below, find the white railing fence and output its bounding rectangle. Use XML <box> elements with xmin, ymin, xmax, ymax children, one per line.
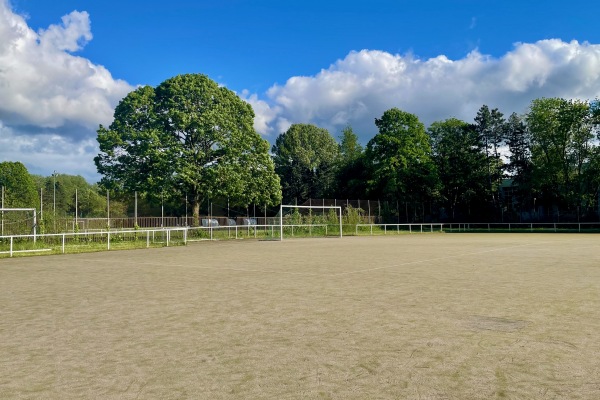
<box><xmin>1</xmin><ymin>222</ymin><xmax>599</xmax><ymax>257</ymax></box>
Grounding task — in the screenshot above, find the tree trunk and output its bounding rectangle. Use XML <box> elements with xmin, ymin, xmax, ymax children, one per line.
<box><xmin>192</xmin><ymin>197</ymin><xmax>201</xmax><ymax>226</ymax></box>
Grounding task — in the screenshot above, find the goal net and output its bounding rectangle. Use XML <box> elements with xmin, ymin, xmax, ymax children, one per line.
<box><xmin>278</xmin><ymin>205</ymin><xmax>342</xmax><ymax>240</ymax></box>
<box><xmin>0</xmin><ymin>208</ymin><xmax>37</xmax><ymax>237</ymax></box>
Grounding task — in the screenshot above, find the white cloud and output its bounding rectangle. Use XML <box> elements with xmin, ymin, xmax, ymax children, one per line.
<box><xmin>3</xmin><ymin>0</ymin><xmax>600</xmax><ymax>183</ymax></box>
<box><xmin>0</xmin><ymin>1</ymin><xmax>133</xmax><ymax>182</ymax></box>
<box><xmin>250</xmin><ymin>40</ymin><xmax>600</xmax><ymax>142</ymax></box>
<box><xmin>0</xmin><ymin>124</ymin><xmax>100</xmax><ymax>180</ymax></box>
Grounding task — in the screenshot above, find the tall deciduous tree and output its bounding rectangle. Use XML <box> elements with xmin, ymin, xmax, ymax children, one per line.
<box><xmin>0</xmin><ymin>161</ymin><xmax>38</xmax><ymax>208</ymax></box>
<box><xmin>272</xmin><ymin>124</ymin><xmax>340</xmax><ymax>204</ymax></box>
<box><xmin>366</xmin><ymin>108</ymin><xmax>438</xmax><ymax>220</ymax></box>
<box><xmin>526</xmin><ymin>97</ymin><xmax>596</xmax><ymax>215</ymax></box>
<box><xmin>429</xmin><ymin>119</ymin><xmax>488</xmax><ymax>220</ymax></box>
<box><xmin>95</xmin><ymin>74</ymin><xmax>281</xmax><ymax>223</ymax></box>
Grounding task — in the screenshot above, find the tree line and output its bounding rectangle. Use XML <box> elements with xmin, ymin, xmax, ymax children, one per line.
<box><xmin>3</xmin><ymin>73</ymin><xmax>599</xmax><ymax>224</ymax></box>
<box><xmin>274</xmin><ymin>100</ymin><xmax>600</xmax><ymax>222</ymax></box>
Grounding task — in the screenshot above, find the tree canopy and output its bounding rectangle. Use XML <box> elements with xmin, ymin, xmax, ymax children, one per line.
<box><xmin>366</xmin><ymin>108</ymin><xmax>438</xmax><ymax>213</ymax></box>
<box><xmin>0</xmin><ymin>161</ymin><xmax>38</xmax><ymax>208</ymax></box>
<box><xmin>95</xmin><ymin>74</ymin><xmax>281</xmax><ymax>222</ymax></box>
<box><xmin>272</xmin><ymin>124</ymin><xmax>340</xmax><ymax>204</ymax></box>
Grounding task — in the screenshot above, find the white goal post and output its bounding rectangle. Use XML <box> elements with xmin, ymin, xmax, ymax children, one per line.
<box><xmin>279</xmin><ymin>204</ymin><xmax>343</xmax><ymax>240</ymax></box>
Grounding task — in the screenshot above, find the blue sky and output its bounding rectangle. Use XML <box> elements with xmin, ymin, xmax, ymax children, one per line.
<box><xmin>1</xmin><ymin>0</ymin><xmax>600</xmax><ymax>182</ymax></box>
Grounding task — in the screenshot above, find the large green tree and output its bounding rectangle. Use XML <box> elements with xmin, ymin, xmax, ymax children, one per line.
<box><xmin>366</xmin><ymin>108</ymin><xmax>438</xmax><ymax>221</ymax></box>
<box><xmin>429</xmin><ymin>119</ymin><xmax>488</xmax><ymax>220</ymax></box>
<box><xmin>526</xmin><ymin>98</ymin><xmax>597</xmax><ymax>215</ymax></box>
<box><xmin>0</xmin><ymin>161</ymin><xmax>38</xmax><ymax>208</ymax></box>
<box><xmin>272</xmin><ymin>124</ymin><xmax>340</xmax><ymax>204</ymax></box>
<box><xmin>95</xmin><ymin>74</ymin><xmax>281</xmax><ymax>222</ymax></box>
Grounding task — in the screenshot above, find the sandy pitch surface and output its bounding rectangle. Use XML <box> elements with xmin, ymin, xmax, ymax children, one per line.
<box><xmin>1</xmin><ymin>233</ymin><xmax>600</xmax><ymax>399</ymax></box>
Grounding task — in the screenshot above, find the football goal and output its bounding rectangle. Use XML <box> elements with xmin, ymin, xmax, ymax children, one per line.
<box><xmin>0</xmin><ymin>208</ymin><xmax>37</xmax><ymax>237</ymax></box>
<box><xmin>278</xmin><ymin>205</ymin><xmax>342</xmax><ymax>240</ymax></box>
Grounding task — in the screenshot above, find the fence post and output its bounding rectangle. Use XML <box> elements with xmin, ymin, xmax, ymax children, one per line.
<box><xmin>107</xmin><ymin>231</ymin><xmax>110</xmax><ymax>250</ymax></box>
<box><xmin>10</xmin><ymin>236</ymin><xmax>13</xmax><ymax>257</ymax></box>
<box><xmin>62</xmin><ymin>234</ymin><xmax>66</xmax><ymax>253</ymax></box>
<box><xmin>146</xmin><ymin>231</ymin><xmax>150</xmax><ymax>248</ymax></box>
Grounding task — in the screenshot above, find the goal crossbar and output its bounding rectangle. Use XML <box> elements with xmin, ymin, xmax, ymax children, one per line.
<box><xmin>279</xmin><ymin>204</ymin><xmax>342</xmax><ymax>240</ymax></box>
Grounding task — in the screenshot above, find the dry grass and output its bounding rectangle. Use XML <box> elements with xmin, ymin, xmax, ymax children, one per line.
<box><xmin>2</xmin><ymin>233</ymin><xmax>600</xmax><ymax>399</ymax></box>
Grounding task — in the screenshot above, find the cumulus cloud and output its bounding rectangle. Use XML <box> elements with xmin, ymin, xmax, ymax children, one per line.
<box><xmin>0</xmin><ymin>0</ymin><xmax>133</xmax><ymax>181</ymax></box>
<box><xmin>250</xmin><ymin>40</ymin><xmax>600</xmax><ymax>142</ymax></box>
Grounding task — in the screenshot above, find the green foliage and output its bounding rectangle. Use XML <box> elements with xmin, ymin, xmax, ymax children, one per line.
<box><xmin>0</xmin><ymin>161</ymin><xmax>38</xmax><ymax>208</ymax></box>
<box><xmin>474</xmin><ymin>105</ymin><xmax>506</xmax><ymax>206</ymax></box>
<box><xmin>342</xmin><ymin>205</ymin><xmax>364</xmax><ymax>226</ymax></box>
<box><xmin>526</xmin><ymin>98</ymin><xmax>597</xmax><ymax>212</ymax></box>
<box><xmin>504</xmin><ymin>113</ymin><xmax>534</xmax><ymax>210</ymax></box>
<box><xmin>334</xmin><ymin>126</ymin><xmax>368</xmax><ymax>198</ymax></box>
<box><xmin>429</xmin><ymin>118</ymin><xmax>489</xmax><ymax>220</ymax></box>
<box><xmin>339</xmin><ymin>125</ymin><xmax>363</xmax><ymax>163</ymax></box>
<box><xmin>96</xmin><ymin>74</ymin><xmax>282</xmax><ymax>223</ymax></box>
<box><xmin>366</xmin><ymin>108</ymin><xmax>439</xmax><ymax>210</ymax></box>
<box><xmin>272</xmin><ymin>123</ymin><xmax>340</xmax><ymax>203</ymax></box>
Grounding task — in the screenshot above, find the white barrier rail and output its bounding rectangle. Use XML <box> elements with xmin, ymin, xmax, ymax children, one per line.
<box><xmin>445</xmin><ymin>222</ymin><xmax>600</xmax><ymax>233</ymax></box>
<box><xmin>355</xmin><ymin>223</ymin><xmax>445</xmax><ymax>235</ymax></box>
<box><xmin>0</xmin><ymin>227</ymin><xmax>188</xmax><ymax>257</ymax></box>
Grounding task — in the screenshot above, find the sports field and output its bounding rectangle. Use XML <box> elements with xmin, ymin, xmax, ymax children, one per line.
<box><xmin>1</xmin><ymin>233</ymin><xmax>600</xmax><ymax>399</ymax></box>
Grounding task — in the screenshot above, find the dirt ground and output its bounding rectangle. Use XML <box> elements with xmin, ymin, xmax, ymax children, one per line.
<box><xmin>1</xmin><ymin>233</ymin><xmax>600</xmax><ymax>399</ymax></box>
